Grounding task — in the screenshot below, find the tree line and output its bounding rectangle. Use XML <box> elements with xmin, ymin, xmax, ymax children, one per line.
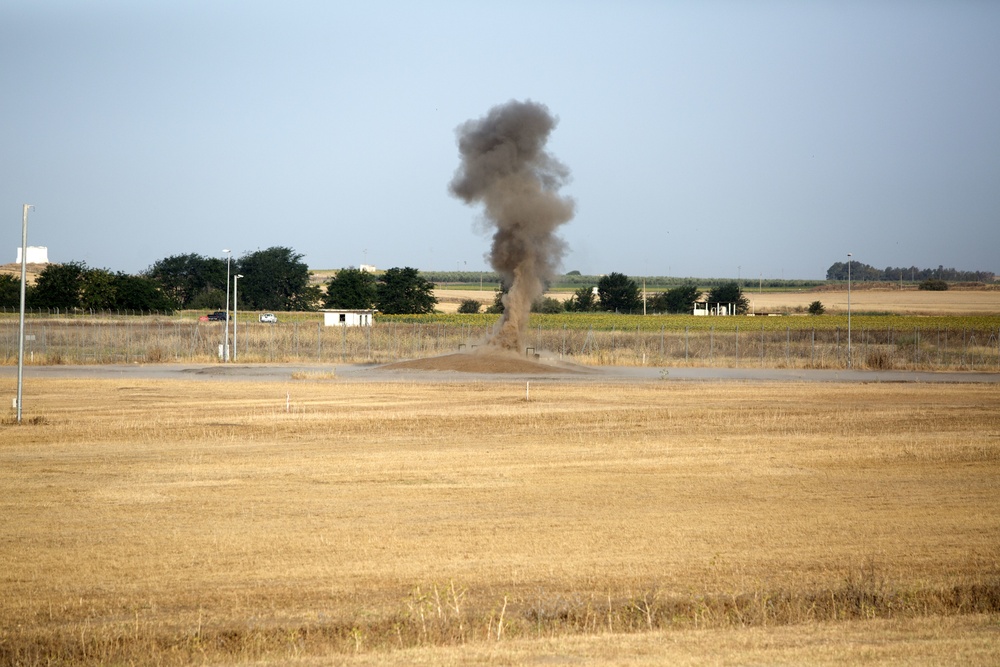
<box><xmin>451</xmin><ymin>273</ymin><xmax>751</xmax><ymax>316</ymax></box>
<box><xmin>1</xmin><ymin>253</ymin><xmax>756</xmax><ymax>316</ymax></box>
<box><xmin>0</xmin><ymin>247</ymin><xmax>440</xmax><ymax>315</ymax></box>
<box><xmin>826</xmin><ymin>261</ymin><xmax>994</xmax><ymax>283</ymax></box>
<box><xmin>15</xmin><ymin>249</ymin><xmax>986</xmax><ymax>317</ymax></box>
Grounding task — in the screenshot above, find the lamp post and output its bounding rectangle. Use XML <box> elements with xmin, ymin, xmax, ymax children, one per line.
<box><xmin>16</xmin><ymin>204</ymin><xmax>34</xmax><ymax>423</ymax></box>
<box><xmin>233</xmin><ymin>274</ymin><xmax>243</xmax><ymax>361</ymax></box>
<box><xmin>223</xmin><ymin>249</ymin><xmax>232</xmax><ymax>362</ymax></box>
<box><xmin>847</xmin><ymin>252</ymin><xmax>852</xmax><ymax>369</ymax></box>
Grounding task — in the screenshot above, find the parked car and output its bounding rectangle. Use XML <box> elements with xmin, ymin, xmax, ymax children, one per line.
<box><xmin>206</xmin><ymin>311</ymin><xmax>227</xmax><ymax>322</ymax></box>
<box><xmin>259</xmin><ymin>313</ymin><xmax>278</xmax><ymax>323</ymax></box>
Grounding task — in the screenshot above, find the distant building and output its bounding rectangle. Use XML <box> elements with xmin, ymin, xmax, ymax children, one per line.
<box><xmin>693</xmin><ymin>301</ymin><xmax>734</xmax><ymax>316</ymax></box>
<box><xmin>359</xmin><ymin>264</ymin><xmax>377</xmax><ymax>273</ymax></box>
<box><xmin>322</xmin><ymin>309</ymin><xmax>375</xmax><ymax>327</ymax></box>
<box><xmin>14</xmin><ymin>246</ymin><xmax>49</xmax><ymax>264</ymax></box>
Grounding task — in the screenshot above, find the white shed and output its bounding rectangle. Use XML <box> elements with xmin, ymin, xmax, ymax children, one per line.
<box><xmin>322</xmin><ymin>309</ymin><xmax>375</xmax><ymax>327</ymax></box>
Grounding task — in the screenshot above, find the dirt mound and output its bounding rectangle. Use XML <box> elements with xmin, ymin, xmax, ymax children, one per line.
<box><xmin>378</xmin><ymin>351</ymin><xmax>579</xmax><ymax>375</ymax></box>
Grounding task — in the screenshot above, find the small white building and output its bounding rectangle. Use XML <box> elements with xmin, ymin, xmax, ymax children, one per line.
<box><xmin>14</xmin><ymin>246</ymin><xmax>49</xmax><ymax>264</ymax></box>
<box><xmin>693</xmin><ymin>302</ymin><xmax>734</xmax><ymax>316</ymax></box>
<box><xmin>322</xmin><ymin>309</ymin><xmax>375</xmax><ymax>327</ymax></box>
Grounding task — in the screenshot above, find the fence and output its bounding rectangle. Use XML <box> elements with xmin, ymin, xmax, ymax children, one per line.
<box><xmin>2</xmin><ymin>318</ymin><xmax>999</xmax><ymax>371</ymax></box>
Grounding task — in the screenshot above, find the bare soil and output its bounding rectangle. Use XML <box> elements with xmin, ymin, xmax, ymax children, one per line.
<box><xmin>379</xmin><ymin>350</ymin><xmax>580</xmax><ymax>374</ymax></box>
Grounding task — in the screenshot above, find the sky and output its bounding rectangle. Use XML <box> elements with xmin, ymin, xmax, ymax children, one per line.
<box><xmin>2</xmin><ymin>1</ymin><xmax>998</xmax><ymax>281</ymax></box>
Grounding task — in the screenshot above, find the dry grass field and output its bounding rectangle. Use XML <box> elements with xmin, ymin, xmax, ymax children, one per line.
<box><xmin>2</xmin><ymin>377</ymin><xmax>999</xmax><ymax>665</ymax></box>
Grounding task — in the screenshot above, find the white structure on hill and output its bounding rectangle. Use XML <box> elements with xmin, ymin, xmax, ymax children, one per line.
<box><xmin>15</xmin><ymin>246</ymin><xmax>49</xmax><ymax>264</ymax></box>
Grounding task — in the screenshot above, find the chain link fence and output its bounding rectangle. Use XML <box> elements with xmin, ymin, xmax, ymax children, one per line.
<box><xmin>2</xmin><ymin>317</ymin><xmax>998</xmax><ymax>371</ymax></box>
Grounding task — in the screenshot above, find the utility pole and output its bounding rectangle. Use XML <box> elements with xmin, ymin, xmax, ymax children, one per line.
<box><xmin>847</xmin><ymin>253</ymin><xmax>853</xmax><ymax>369</ymax></box>
<box><xmin>16</xmin><ymin>204</ymin><xmax>33</xmax><ymax>423</ymax></box>
<box><xmin>223</xmin><ymin>249</ymin><xmax>232</xmax><ymax>361</ymax></box>
<box><xmin>233</xmin><ymin>274</ymin><xmax>243</xmax><ymax>360</ymax></box>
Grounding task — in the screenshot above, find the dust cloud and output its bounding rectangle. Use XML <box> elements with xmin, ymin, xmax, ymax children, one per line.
<box><xmin>449</xmin><ymin>100</ymin><xmax>575</xmax><ymax>351</ymax></box>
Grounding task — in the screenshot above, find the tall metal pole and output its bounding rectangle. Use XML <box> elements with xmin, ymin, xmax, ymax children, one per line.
<box><xmin>16</xmin><ymin>205</ymin><xmax>33</xmax><ymax>423</ymax></box>
<box><xmin>847</xmin><ymin>252</ymin><xmax>852</xmax><ymax>369</ymax></box>
<box><xmin>223</xmin><ymin>249</ymin><xmax>231</xmax><ymax>362</ymax></box>
<box><xmin>233</xmin><ymin>274</ymin><xmax>243</xmax><ymax>361</ymax></box>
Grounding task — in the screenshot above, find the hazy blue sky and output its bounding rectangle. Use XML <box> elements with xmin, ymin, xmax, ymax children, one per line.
<box><xmin>2</xmin><ymin>1</ymin><xmax>998</xmax><ymax>280</ymax></box>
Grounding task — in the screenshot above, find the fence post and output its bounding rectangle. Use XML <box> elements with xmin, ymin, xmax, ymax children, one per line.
<box><xmin>760</xmin><ymin>325</ymin><xmax>764</xmax><ymax>367</ymax></box>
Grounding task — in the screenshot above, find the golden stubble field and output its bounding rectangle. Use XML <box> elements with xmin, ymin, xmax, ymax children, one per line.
<box><xmin>1</xmin><ymin>378</ymin><xmax>999</xmax><ymax>665</ymax></box>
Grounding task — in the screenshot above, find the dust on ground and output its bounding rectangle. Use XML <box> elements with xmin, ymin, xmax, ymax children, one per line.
<box><xmin>378</xmin><ymin>351</ymin><xmax>583</xmax><ymax>374</ymax></box>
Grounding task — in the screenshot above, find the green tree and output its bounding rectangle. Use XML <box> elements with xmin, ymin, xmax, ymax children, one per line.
<box><xmin>457</xmin><ymin>299</ymin><xmax>481</xmax><ymax>314</ymax></box>
<box><xmin>648</xmin><ymin>282</ymin><xmax>701</xmax><ymax>314</ymax></box>
<box><xmin>0</xmin><ymin>274</ymin><xmax>21</xmax><ymax>309</ymax></box>
<box><xmin>807</xmin><ymin>300</ymin><xmax>825</xmax><ymax>315</ymax></box>
<box><xmin>236</xmin><ymin>247</ymin><xmax>318</xmax><ymax>311</ymax></box>
<box><xmin>531</xmin><ymin>296</ymin><xmax>564</xmax><ymax>314</ymax></box>
<box><xmin>80</xmin><ymin>268</ymin><xmax>117</xmax><ymax>310</ymax></box>
<box><xmin>323</xmin><ymin>268</ymin><xmax>377</xmax><ymax>309</ymax></box>
<box><xmin>375</xmin><ymin>267</ymin><xmax>437</xmax><ymax>314</ymax></box>
<box><xmin>826</xmin><ymin>260</ymin><xmax>881</xmax><ymax>282</ymax></box>
<box><xmin>146</xmin><ymin>253</ymin><xmax>226</xmax><ymax>309</ymax></box>
<box><xmin>564</xmin><ymin>285</ymin><xmax>597</xmax><ymax>312</ymax></box>
<box><xmin>30</xmin><ymin>262</ymin><xmax>87</xmax><ymax>310</ymax></box>
<box><xmin>597</xmin><ymin>272</ymin><xmax>641</xmax><ymax>313</ymax></box>
<box><xmin>112</xmin><ymin>273</ymin><xmax>175</xmax><ymax>312</ymax></box>
<box><xmin>188</xmin><ymin>288</ymin><xmax>227</xmax><ymax>310</ymax></box>
<box><xmin>706</xmin><ymin>281</ymin><xmax>749</xmax><ymax>315</ymax></box>
<box><xmin>485</xmin><ymin>283</ymin><xmax>507</xmax><ymax>314</ymax></box>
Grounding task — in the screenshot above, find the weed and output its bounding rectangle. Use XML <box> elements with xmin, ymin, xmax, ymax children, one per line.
<box><xmin>1</xmin><ymin>414</ymin><xmax>48</xmax><ymax>426</ymax></box>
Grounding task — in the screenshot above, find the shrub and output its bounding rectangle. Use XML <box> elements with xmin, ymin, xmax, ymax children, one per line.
<box><xmin>457</xmin><ymin>299</ymin><xmax>481</xmax><ymax>314</ymax></box>
<box><xmin>865</xmin><ymin>348</ymin><xmax>893</xmax><ymax>370</ymax></box>
<box><xmin>808</xmin><ymin>300</ymin><xmax>825</xmax><ymax>315</ymax></box>
<box><xmin>919</xmin><ymin>279</ymin><xmax>948</xmax><ymax>291</ymax></box>
<box><xmin>531</xmin><ymin>297</ymin><xmax>564</xmax><ymax>314</ymax></box>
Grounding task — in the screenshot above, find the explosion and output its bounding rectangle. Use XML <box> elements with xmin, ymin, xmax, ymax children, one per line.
<box><xmin>449</xmin><ymin>100</ymin><xmax>575</xmax><ymax>351</ymax></box>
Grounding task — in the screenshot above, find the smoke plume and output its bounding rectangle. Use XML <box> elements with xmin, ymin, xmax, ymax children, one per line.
<box><xmin>449</xmin><ymin>100</ymin><xmax>575</xmax><ymax>352</ymax></box>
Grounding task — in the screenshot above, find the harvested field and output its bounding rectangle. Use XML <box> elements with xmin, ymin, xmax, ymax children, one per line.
<box><xmin>1</xmin><ymin>378</ymin><xmax>998</xmax><ymax>665</ymax></box>
<box><xmin>749</xmin><ymin>287</ymin><xmax>1000</xmax><ymax>315</ymax></box>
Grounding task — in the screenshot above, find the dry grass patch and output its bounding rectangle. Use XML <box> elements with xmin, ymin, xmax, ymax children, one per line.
<box><xmin>1</xmin><ymin>379</ymin><xmax>998</xmax><ymax>664</ymax></box>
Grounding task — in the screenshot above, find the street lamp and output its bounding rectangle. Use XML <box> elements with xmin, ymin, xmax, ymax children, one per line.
<box><xmin>223</xmin><ymin>249</ymin><xmax>232</xmax><ymax>362</ymax></box>
<box><xmin>16</xmin><ymin>204</ymin><xmax>34</xmax><ymax>423</ymax></box>
<box><xmin>233</xmin><ymin>274</ymin><xmax>243</xmax><ymax>361</ymax></box>
<box><xmin>847</xmin><ymin>252</ymin><xmax>852</xmax><ymax>369</ymax></box>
